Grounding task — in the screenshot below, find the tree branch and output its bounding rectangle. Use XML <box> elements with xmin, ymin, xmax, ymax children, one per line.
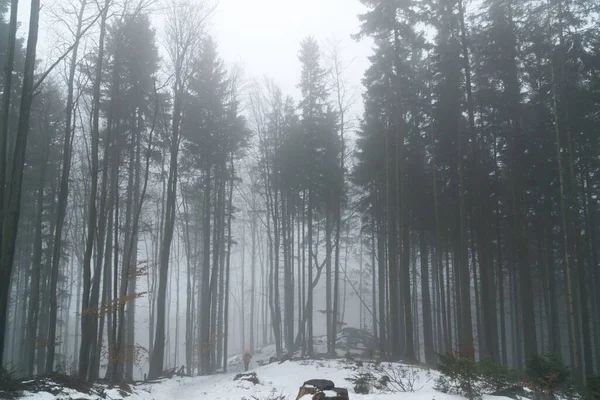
<box><xmin>33</xmin><ymin>2</ymin><xmax>108</xmax><ymax>92</ymax></box>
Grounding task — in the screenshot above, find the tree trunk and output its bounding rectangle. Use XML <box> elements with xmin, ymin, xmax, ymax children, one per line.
<box><xmin>223</xmin><ymin>157</ymin><xmax>235</xmax><ymax>371</ymax></box>
<box><xmin>0</xmin><ymin>0</ymin><xmax>19</xmax><ymax>273</ymax></box>
<box><xmin>199</xmin><ymin>166</ymin><xmax>212</xmax><ymax>375</ymax></box>
<box><xmin>249</xmin><ymin>186</ymin><xmax>257</xmax><ymax>354</ymax></box>
<box><xmin>78</xmin><ymin>0</ymin><xmax>109</xmax><ymax>379</ymax></box>
<box><xmin>384</xmin><ymin>99</ymin><xmax>400</xmax><ymax>359</ymax></box>
<box><xmin>0</xmin><ymin>0</ymin><xmax>41</xmax><ymax>366</ymax></box>
<box><xmin>24</xmin><ymin>148</ymin><xmax>48</xmax><ymax>376</ymax></box>
<box><xmin>148</xmin><ymin>72</ymin><xmax>181</xmax><ymax>380</ymax></box>
<box><xmin>325</xmin><ymin>202</ymin><xmax>333</xmax><ymax>354</ymax></box>
<box><xmin>45</xmin><ymin>0</ymin><xmax>87</xmax><ymax>373</ymax></box>
<box><xmin>377</xmin><ymin>206</ymin><xmax>386</xmax><ymax>357</ymax></box>
<box><xmin>420</xmin><ymin>228</ymin><xmax>435</xmax><ymax>364</ymax></box>
<box><xmin>307</xmin><ymin>190</ymin><xmax>314</xmax><ymax>355</ymax></box>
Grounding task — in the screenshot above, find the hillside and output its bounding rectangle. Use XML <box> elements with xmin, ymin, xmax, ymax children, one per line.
<box><xmin>15</xmin><ymin>356</ymin><xmax>522</xmax><ymax>400</ymax></box>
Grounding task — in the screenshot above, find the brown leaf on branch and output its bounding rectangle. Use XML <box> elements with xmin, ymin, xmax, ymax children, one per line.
<box><xmin>82</xmin><ymin>291</ymin><xmax>148</xmax><ymax>317</ymax></box>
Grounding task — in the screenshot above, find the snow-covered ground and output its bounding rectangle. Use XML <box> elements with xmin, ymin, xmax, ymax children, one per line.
<box><xmin>15</xmin><ymin>331</ymin><xmax>515</xmax><ymax>400</ymax></box>
<box><xmin>18</xmin><ymin>358</ymin><xmax>516</xmax><ymax>400</ymax></box>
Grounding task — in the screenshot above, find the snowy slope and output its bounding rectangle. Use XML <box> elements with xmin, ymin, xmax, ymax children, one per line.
<box><xmin>227</xmin><ymin>330</ymin><xmax>376</xmax><ymax>371</ymax></box>
<box><xmin>16</xmin><ymin>333</ymin><xmax>516</xmax><ymax>400</ymax></box>
<box><xmin>126</xmin><ymin>359</ymin><xmax>511</xmax><ymax>400</ymax></box>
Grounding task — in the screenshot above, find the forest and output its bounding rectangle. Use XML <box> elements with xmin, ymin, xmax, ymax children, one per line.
<box><xmin>0</xmin><ymin>0</ymin><xmax>599</xmax><ymax>387</ymax></box>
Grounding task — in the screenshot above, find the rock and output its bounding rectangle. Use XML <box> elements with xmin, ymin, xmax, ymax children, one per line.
<box><xmin>278</xmin><ymin>354</ymin><xmax>291</xmax><ymax>364</ymax></box>
<box><xmin>302</xmin><ymin>379</ymin><xmax>335</xmax><ymax>391</ymax></box>
<box><xmin>491</xmin><ymin>385</ymin><xmax>529</xmax><ymax>399</ymax></box>
<box><xmin>313</xmin><ymin>388</ymin><xmax>349</xmax><ymax>400</ymax></box>
<box><xmin>234</xmin><ymin>372</ymin><xmax>259</xmax><ymax>385</ymax></box>
<box><xmin>118</xmin><ymin>382</ymin><xmax>133</xmax><ymax>394</ymax></box>
<box><xmin>295</xmin><ymin>380</ymin><xmax>336</xmax><ymax>400</ymax></box>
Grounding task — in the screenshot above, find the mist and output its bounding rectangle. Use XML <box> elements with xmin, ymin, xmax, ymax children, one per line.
<box><xmin>0</xmin><ymin>0</ymin><xmax>599</xmax><ymax>390</ymax></box>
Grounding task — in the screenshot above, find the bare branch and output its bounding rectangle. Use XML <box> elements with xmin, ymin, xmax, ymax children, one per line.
<box><xmin>33</xmin><ymin>1</ymin><xmax>109</xmax><ymax>92</ymax></box>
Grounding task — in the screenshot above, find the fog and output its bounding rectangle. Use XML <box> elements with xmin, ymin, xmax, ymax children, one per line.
<box><xmin>1</xmin><ymin>0</ymin><xmax>599</xmax><ymax>387</ymax></box>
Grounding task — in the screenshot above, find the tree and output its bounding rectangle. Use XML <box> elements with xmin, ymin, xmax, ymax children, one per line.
<box><xmin>148</xmin><ymin>0</ymin><xmax>211</xmax><ymax>380</ymax></box>
<box><xmin>45</xmin><ymin>0</ymin><xmax>88</xmax><ymax>373</ymax></box>
<box><xmin>297</xmin><ymin>37</ymin><xmax>341</xmax><ymax>355</ymax></box>
<box><xmin>0</xmin><ymin>0</ymin><xmax>42</xmax><ymax>366</ymax></box>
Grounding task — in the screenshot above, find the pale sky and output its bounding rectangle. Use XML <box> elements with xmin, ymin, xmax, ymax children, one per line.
<box><xmin>21</xmin><ymin>0</ymin><xmax>373</xmax><ymax>122</ymax></box>
<box><xmin>211</xmin><ymin>0</ymin><xmax>372</xmax><ymax>113</ymax></box>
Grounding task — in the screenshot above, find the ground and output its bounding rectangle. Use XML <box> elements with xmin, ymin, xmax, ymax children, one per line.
<box><xmin>15</xmin><ymin>331</ymin><xmax>517</xmax><ymax>400</ymax></box>
<box><xmin>16</xmin><ymin>358</ymin><xmax>516</xmax><ymax>400</ymax></box>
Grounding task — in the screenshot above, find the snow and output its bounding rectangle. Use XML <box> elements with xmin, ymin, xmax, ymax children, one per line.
<box><xmin>17</xmin><ymin>346</ymin><xmax>517</xmax><ymax>400</ymax></box>
<box><xmin>125</xmin><ymin>360</ymin><xmax>514</xmax><ymax>400</ymax></box>
<box><xmin>19</xmin><ymin>393</ymin><xmax>56</xmax><ymax>400</ymax></box>
<box><xmin>19</xmin><ymin>387</ymin><xmax>126</xmax><ymax>400</ymax></box>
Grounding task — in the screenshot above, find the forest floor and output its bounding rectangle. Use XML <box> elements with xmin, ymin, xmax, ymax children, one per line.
<box><xmin>16</xmin><ymin>357</ymin><xmax>517</xmax><ymax>400</ymax></box>
<box><xmin>13</xmin><ymin>331</ymin><xmax>518</xmax><ymax>400</ymax></box>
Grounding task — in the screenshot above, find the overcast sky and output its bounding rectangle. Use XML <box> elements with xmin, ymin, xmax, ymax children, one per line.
<box><xmin>211</xmin><ymin>0</ymin><xmax>372</xmax><ymax>113</ymax></box>
<box><xmin>21</xmin><ymin>0</ymin><xmax>373</xmax><ymax>123</ymax></box>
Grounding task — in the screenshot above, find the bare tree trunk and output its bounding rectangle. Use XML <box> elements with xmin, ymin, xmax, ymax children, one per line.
<box><xmin>209</xmin><ymin>170</ymin><xmax>223</xmax><ymax>370</ymax></box>
<box><xmin>552</xmin><ymin>64</ymin><xmax>580</xmax><ymax>376</ymax></box>
<box><xmin>99</xmin><ymin>177</ymin><xmax>116</xmax><ymax>380</ymax></box>
<box><xmin>504</xmin><ymin>0</ymin><xmax>536</xmax><ymax>364</ymax></box>
<box><xmin>24</xmin><ymin>145</ymin><xmax>48</xmax><ymax>376</ymax></box>
<box><xmin>297</xmin><ymin>202</ymin><xmax>303</xmax><ymax>351</ymax></box>
<box><xmin>240</xmin><ymin>210</ymin><xmax>246</xmax><ymax>355</ymax></box>
<box><xmin>543</xmin><ymin>196</ymin><xmax>561</xmax><ymax>356</ymax></box>
<box><xmin>0</xmin><ymin>0</ymin><xmax>19</xmax><ymax>274</ymax></box>
<box><xmin>249</xmin><ymin>182</ymin><xmax>257</xmax><ymax>354</ymax></box>
<box><xmin>223</xmin><ymin>157</ymin><xmax>235</xmax><ymax>371</ymax></box>
<box><xmin>300</xmin><ymin>191</ymin><xmax>306</xmax><ymax>355</ymax></box>
<box><xmin>384</xmin><ymin>89</ymin><xmax>400</xmax><ymax>359</ymax></box>
<box><xmin>583</xmin><ymin>166</ymin><xmax>600</xmax><ymax>368</ymax></box>
<box><xmin>216</xmin><ymin>174</ymin><xmax>226</xmax><ymax>369</ymax></box>
<box><xmin>89</xmin><ymin>35</ymin><xmax>122</xmax><ymax>380</ymax></box>
<box><xmin>391</xmin><ymin>27</ymin><xmax>413</xmax><ymax>361</ymax></box>
<box><xmin>181</xmin><ymin>179</ymin><xmax>194</xmax><ymax>375</ymax></box>
<box><xmin>199</xmin><ymin>166</ymin><xmax>212</xmax><ymax>375</ymax></box>
<box><xmin>148</xmin><ymin>73</ymin><xmax>181</xmax><ymax>379</ymax></box>
<box><xmin>45</xmin><ymin>0</ymin><xmax>87</xmax><ymax>373</ymax></box>
<box><xmin>126</xmin><ymin>121</ymin><xmax>143</xmax><ymax>380</ymax></box>
<box><xmin>471</xmin><ymin>231</ymin><xmax>482</xmax><ymax>359</ymax></box>
<box><xmin>325</xmin><ymin>203</ymin><xmax>333</xmax><ymax>354</ymax></box>
<box><xmin>112</xmin><ymin>105</ymin><xmax>154</xmax><ymax>381</ymax></box>
<box><xmin>79</xmin><ymin>0</ymin><xmax>109</xmax><ymax>379</ymax></box>
<box><xmin>307</xmin><ymin>190</ymin><xmax>314</xmax><ymax>355</ymax></box>
<box><xmin>420</xmin><ymin>228</ymin><xmax>435</xmax><ymax>364</ymax></box>
<box><xmin>371</xmin><ymin>223</ymin><xmax>377</xmax><ymax>340</ymax></box>
<box><xmin>445</xmin><ymin>245</ymin><xmax>453</xmax><ymax>353</ymax></box>
<box><xmin>37</xmin><ymin>268</ymin><xmax>51</xmax><ymax>375</ymax></box>
<box><xmin>0</xmin><ymin>0</ymin><xmax>42</xmax><ymax>365</ymax></box>
<box><xmin>283</xmin><ymin>192</ymin><xmax>294</xmax><ymax>357</ymax></box>
<box><xmin>377</xmin><ymin>205</ymin><xmax>386</xmax><ymax>357</ymax></box>
<box><xmin>494</xmin><ymin>132</ymin><xmax>507</xmax><ymax>365</ymax></box>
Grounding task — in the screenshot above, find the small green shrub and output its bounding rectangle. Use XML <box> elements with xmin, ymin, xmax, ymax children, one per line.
<box><xmin>435</xmin><ymin>353</ymin><xmax>481</xmax><ymax>400</ymax></box>
<box><xmin>247</xmin><ymin>388</ymin><xmax>286</xmax><ymax>400</ymax></box>
<box><xmin>371</xmin><ymin>362</ymin><xmax>431</xmax><ymax>392</ymax></box>
<box><xmin>525</xmin><ymin>354</ymin><xmax>572</xmax><ymax>399</ymax></box>
<box><xmin>377</xmin><ymin>374</ymin><xmax>390</xmax><ymax>390</ymax></box>
<box><xmin>347</xmin><ymin>372</ymin><xmax>375</xmax><ymax>394</ymax></box>
<box><xmin>583</xmin><ymin>376</ymin><xmax>600</xmax><ymax>400</ymax></box>
<box><xmin>0</xmin><ymin>366</ymin><xmax>22</xmax><ymax>397</ymax></box>
<box><xmin>478</xmin><ymin>357</ymin><xmax>520</xmax><ymax>393</ymax></box>
<box><xmin>435</xmin><ymin>353</ymin><xmax>524</xmax><ymax>400</ymax></box>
